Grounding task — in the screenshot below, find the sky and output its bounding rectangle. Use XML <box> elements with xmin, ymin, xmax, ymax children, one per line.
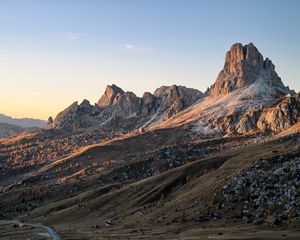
<box><xmin>0</xmin><ymin>0</ymin><xmax>300</xmax><ymax>119</ymax></box>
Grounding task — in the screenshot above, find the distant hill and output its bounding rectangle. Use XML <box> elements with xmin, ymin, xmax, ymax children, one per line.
<box><xmin>0</xmin><ymin>114</ymin><xmax>46</xmax><ymax>128</ymax></box>
<box><xmin>0</xmin><ymin>122</ymin><xmax>24</xmax><ymax>138</ymax></box>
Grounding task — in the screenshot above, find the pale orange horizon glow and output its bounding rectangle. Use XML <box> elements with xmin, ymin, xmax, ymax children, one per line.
<box><xmin>0</xmin><ymin>1</ymin><xmax>299</xmax><ymax>120</ymax></box>
<box><xmin>0</xmin><ymin>52</ymin><xmax>212</xmax><ymax>120</ymax></box>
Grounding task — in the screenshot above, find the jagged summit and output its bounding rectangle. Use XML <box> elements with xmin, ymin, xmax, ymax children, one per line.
<box><xmin>155</xmin><ymin>43</ymin><xmax>298</xmax><ymax>135</ymax></box>
<box><xmin>49</xmin><ymin>84</ymin><xmax>203</xmax><ymax>131</ymax></box>
<box><xmin>209</xmin><ymin>42</ymin><xmax>291</xmax><ymax>97</ymax></box>
<box><xmin>97</xmin><ymin>84</ymin><xmax>125</xmax><ymax>107</ymax></box>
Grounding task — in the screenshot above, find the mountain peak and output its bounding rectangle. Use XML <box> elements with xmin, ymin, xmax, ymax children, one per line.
<box><xmin>97</xmin><ymin>84</ymin><xmax>124</xmax><ymax>107</ymax></box>
<box><xmin>209</xmin><ymin>42</ymin><xmax>291</xmax><ymax>97</ymax></box>
<box><xmin>224</xmin><ymin>43</ymin><xmax>263</xmax><ymax>73</ymax></box>
<box><xmin>110</xmin><ymin>84</ymin><xmax>124</xmax><ymax>93</ymax></box>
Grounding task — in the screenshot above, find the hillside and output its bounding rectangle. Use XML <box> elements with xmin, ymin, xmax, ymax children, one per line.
<box><xmin>0</xmin><ymin>122</ymin><xmax>24</xmax><ymax>138</ymax></box>
<box><xmin>1</xmin><ymin>127</ymin><xmax>300</xmax><ymax>239</ymax></box>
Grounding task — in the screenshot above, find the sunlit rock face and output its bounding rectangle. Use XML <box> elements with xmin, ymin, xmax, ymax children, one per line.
<box><xmin>153</xmin><ymin>85</ymin><xmax>203</xmax><ymax>118</ymax></box>
<box><xmin>221</xmin><ymin>92</ymin><xmax>300</xmax><ymax>134</ymax></box>
<box><xmin>97</xmin><ymin>84</ymin><xmax>125</xmax><ymax>107</ymax></box>
<box><xmin>209</xmin><ymin>43</ymin><xmax>291</xmax><ymax>97</ymax></box>
<box><xmin>257</xmin><ymin>93</ymin><xmax>300</xmax><ymax>132</ymax></box>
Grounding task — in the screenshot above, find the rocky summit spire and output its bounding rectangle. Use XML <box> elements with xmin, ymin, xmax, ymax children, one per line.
<box><xmin>97</xmin><ymin>84</ymin><xmax>124</xmax><ymax>107</ymax></box>
<box><xmin>209</xmin><ymin>43</ymin><xmax>291</xmax><ymax>97</ymax></box>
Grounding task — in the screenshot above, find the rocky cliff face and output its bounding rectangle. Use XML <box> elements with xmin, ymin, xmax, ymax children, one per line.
<box><xmin>209</xmin><ymin>43</ymin><xmax>291</xmax><ymax>97</ymax></box>
<box><xmin>153</xmin><ymin>85</ymin><xmax>202</xmax><ymax>118</ymax></box>
<box><xmin>97</xmin><ymin>84</ymin><xmax>125</xmax><ymax>107</ymax></box>
<box><xmin>203</xmin><ymin>43</ymin><xmax>297</xmax><ymax>134</ymax></box>
<box><xmin>156</xmin><ymin>43</ymin><xmax>298</xmax><ymax>135</ymax></box>
<box><xmin>211</xmin><ymin>92</ymin><xmax>300</xmax><ymax>134</ymax></box>
<box><xmin>49</xmin><ymin>85</ymin><xmax>203</xmax><ymax>132</ymax></box>
<box><xmin>257</xmin><ymin>93</ymin><xmax>300</xmax><ymax>132</ymax></box>
<box><xmin>50</xmin><ymin>100</ymin><xmax>102</xmax><ymax>131</ymax></box>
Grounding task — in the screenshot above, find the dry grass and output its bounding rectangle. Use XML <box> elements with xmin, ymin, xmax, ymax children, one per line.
<box><xmin>1</xmin><ymin>128</ymin><xmax>300</xmax><ymax>239</ymax></box>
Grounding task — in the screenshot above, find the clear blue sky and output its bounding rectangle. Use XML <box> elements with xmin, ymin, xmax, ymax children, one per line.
<box><xmin>0</xmin><ymin>0</ymin><xmax>299</xmax><ymax>119</ymax></box>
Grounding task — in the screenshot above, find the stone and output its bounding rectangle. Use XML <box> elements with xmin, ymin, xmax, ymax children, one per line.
<box><xmin>219</xmin><ymin>153</ymin><xmax>300</xmax><ymax>225</ymax></box>
<box><xmin>257</xmin><ymin>93</ymin><xmax>300</xmax><ymax>132</ymax></box>
<box><xmin>47</xmin><ymin>116</ymin><xmax>53</xmax><ymax>125</ymax></box>
<box><xmin>105</xmin><ymin>219</ymin><xmax>112</xmax><ymax>227</ymax></box>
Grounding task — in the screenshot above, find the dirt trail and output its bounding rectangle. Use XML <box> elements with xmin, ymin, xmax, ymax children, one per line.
<box><xmin>0</xmin><ymin>219</ymin><xmax>60</xmax><ymax>240</ymax></box>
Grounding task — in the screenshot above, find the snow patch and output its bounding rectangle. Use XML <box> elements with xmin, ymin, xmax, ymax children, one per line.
<box><xmin>192</xmin><ymin>119</ymin><xmax>222</xmax><ymax>136</ymax></box>
<box><xmin>126</xmin><ymin>112</ymin><xmax>137</xmax><ymax>119</ymax></box>
<box><xmin>142</xmin><ymin>112</ymin><xmax>160</xmax><ymax>128</ymax></box>
<box><xmin>236</xmin><ymin>77</ymin><xmax>273</xmax><ymax>101</ymax></box>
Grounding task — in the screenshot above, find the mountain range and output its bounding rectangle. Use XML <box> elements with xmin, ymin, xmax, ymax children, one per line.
<box><xmin>0</xmin><ymin>114</ymin><xmax>46</xmax><ymax>138</ymax></box>
<box><xmin>48</xmin><ymin>42</ymin><xmax>299</xmax><ymax>135</ymax></box>
<box><xmin>0</xmin><ymin>114</ymin><xmax>45</xmax><ymax>128</ymax></box>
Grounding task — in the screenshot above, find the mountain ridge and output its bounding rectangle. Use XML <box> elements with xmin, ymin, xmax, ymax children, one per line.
<box><xmin>0</xmin><ymin>113</ymin><xmax>46</xmax><ymax>128</ymax></box>
<box><xmin>49</xmin><ymin>84</ymin><xmax>203</xmax><ymax>131</ymax></box>
<box><xmin>48</xmin><ymin>42</ymin><xmax>299</xmax><ymax>136</ymax></box>
<box><xmin>152</xmin><ymin>43</ymin><xmax>298</xmax><ymax>134</ymax></box>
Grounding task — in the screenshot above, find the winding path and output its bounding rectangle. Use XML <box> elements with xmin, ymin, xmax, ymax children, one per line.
<box><xmin>0</xmin><ymin>219</ymin><xmax>60</xmax><ymax>240</ymax></box>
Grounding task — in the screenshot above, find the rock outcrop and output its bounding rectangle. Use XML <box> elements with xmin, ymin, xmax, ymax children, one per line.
<box><xmin>209</xmin><ymin>43</ymin><xmax>291</xmax><ymax>97</ymax></box>
<box><xmin>203</xmin><ymin>92</ymin><xmax>300</xmax><ymax>135</ymax></box>
<box><xmin>257</xmin><ymin>93</ymin><xmax>300</xmax><ymax>132</ymax></box>
<box><xmin>49</xmin><ymin>85</ymin><xmax>203</xmax><ymax>132</ymax></box>
<box><xmin>154</xmin><ymin>85</ymin><xmax>202</xmax><ymax>118</ymax></box>
<box><xmin>50</xmin><ymin>100</ymin><xmax>102</xmax><ymax>131</ymax></box>
<box><xmin>97</xmin><ymin>84</ymin><xmax>125</xmax><ymax>107</ymax></box>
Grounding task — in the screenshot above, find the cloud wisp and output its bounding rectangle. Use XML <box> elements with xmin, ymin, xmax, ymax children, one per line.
<box><xmin>123</xmin><ymin>43</ymin><xmax>152</xmax><ymax>53</ymax></box>
<box><xmin>63</xmin><ymin>32</ymin><xmax>87</xmax><ymax>43</ymax></box>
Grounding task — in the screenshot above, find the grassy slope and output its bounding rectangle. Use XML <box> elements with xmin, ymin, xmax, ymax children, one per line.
<box><xmin>17</xmin><ymin>133</ymin><xmax>299</xmax><ymax>239</ymax></box>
